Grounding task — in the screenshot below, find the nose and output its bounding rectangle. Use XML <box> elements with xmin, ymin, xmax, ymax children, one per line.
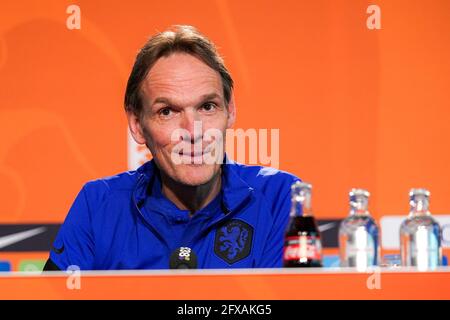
<box><xmin>181</xmin><ymin>109</ymin><xmax>202</xmax><ymax>145</ymax></box>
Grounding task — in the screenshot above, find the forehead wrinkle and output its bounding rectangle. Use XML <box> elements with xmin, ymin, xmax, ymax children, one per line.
<box><xmin>142</xmin><ymin>57</ymin><xmax>223</xmax><ymax>107</ymax></box>
<box><xmin>150</xmin><ymin>84</ymin><xmax>222</xmax><ymax>109</ymax></box>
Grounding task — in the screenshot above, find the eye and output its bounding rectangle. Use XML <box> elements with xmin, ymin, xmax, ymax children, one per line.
<box><xmin>158</xmin><ymin>107</ymin><xmax>174</xmax><ymax>118</ymax></box>
<box><xmin>201</xmin><ymin>102</ymin><xmax>217</xmax><ymax>112</ymax></box>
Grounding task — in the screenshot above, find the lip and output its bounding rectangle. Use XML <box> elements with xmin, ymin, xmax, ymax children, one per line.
<box><xmin>190</xmin><ymin>152</ymin><xmax>204</xmax><ymax>157</ymax></box>
<box><xmin>178</xmin><ymin>151</ymin><xmax>205</xmax><ymax>157</ymax></box>
<box><xmin>176</xmin><ymin>145</ymin><xmax>214</xmax><ymax>157</ymax></box>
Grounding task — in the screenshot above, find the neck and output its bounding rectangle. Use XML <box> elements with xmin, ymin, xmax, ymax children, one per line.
<box><xmin>160</xmin><ymin>170</ymin><xmax>222</xmax><ymax>215</ymax></box>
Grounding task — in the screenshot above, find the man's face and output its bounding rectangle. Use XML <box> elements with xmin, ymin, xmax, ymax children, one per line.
<box><xmin>129</xmin><ymin>52</ymin><xmax>235</xmax><ymax>186</ymax></box>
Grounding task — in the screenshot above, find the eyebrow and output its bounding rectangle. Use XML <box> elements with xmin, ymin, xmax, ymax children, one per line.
<box><xmin>151</xmin><ymin>92</ymin><xmax>222</xmax><ymax>107</ymax></box>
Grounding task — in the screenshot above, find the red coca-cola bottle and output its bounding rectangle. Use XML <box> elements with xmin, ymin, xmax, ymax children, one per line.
<box><xmin>283</xmin><ymin>181</ymin><xmax>323</xmax><ymax>267</ymax></box>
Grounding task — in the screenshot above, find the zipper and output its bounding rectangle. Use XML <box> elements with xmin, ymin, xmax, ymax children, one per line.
<box><xmin>132</xmin><ymin>174</ymin><xmax>171</xmax><ymax>252</ymax></box>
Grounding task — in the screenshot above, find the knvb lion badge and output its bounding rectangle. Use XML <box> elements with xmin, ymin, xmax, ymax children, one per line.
<box><xmin>214</xmin><ymin>219</ymin><xmax>254</xmax><ymax>264</ymax></box>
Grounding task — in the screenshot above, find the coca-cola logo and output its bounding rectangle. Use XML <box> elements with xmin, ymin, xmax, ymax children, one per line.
<box><xmin>283</xmin><ymin>236</ymin><xmax>322</xmax><ymax>261</ymax></box>
<box><xmin>284</xmin><ymin>245</ymin><xmax>302</xmax><ymax>261</ymax></box>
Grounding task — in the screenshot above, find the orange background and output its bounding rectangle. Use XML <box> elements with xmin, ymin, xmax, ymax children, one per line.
<box><xmin>1</xmin><ymin>0</ymin><xmax>449</xmax><ymax>224</ymax></box>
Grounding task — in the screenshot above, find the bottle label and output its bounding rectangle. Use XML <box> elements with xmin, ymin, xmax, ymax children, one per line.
<box><xmin>283</xmin><ymin>235</ymin><xmax>322</xmax><ymax>261</ymax></box>
<box><xmin>410</xmin><ymin>228</ymin><xmax>440</xmax><ymax>268</ymax></box>
<box><xmin>344</xmin><ymin>229</ymin><xmax>377</xmax><ymax>266</ymax></box>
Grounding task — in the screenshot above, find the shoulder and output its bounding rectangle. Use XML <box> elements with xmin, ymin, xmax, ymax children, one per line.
<box><xmin>82</xmin><ymin>170</ymin><xmax>138</xmax><ymax>197</ymax></box>
<box><xmin>81</xmin><ymin>161</ymin><xmax>154</xmax><ymax>202</ymax></box>
<box><xmin>228</xmin><ymin>161</ymin><xmax>301</xmax><ymax>197</ymax></box>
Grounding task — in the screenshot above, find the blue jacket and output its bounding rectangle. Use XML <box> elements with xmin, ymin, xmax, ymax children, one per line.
<box><xmin>49</xmin><ymin>157</ymin><xmax>300</xmax><ymax>270</ymax></box>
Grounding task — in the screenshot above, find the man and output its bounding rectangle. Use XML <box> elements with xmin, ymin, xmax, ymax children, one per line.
<box><xmin>44</xmin><ymin>25</ymin><xmax>300</xmax><ymax>270</ymax></box>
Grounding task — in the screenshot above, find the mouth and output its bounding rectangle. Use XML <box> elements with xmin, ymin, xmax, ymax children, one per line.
<box><xmin>176</xmin><ymin>144</ymin><xmax>214</xmax><ymax>157</ymax></box>
<box><xmin>177</xmin><ymin>150</ymin><xmax>206</xmax><ymax>157</ymax></box>
<box><xmin>171</xmin><ymin>145</ymin><xmax>218</xmax><ymax>166</ymax></box>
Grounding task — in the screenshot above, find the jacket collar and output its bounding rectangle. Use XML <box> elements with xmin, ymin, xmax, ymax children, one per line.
<box><xmin>133</xmin><ymin>155</ymin><xmax>253</xmax><ymax>214</ymax></box>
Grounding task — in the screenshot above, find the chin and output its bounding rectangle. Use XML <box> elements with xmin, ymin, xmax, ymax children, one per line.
<box><xmin>172</xmin><ymin>164</ymin><xmax>219</xmax><ymax>187</ymax></box>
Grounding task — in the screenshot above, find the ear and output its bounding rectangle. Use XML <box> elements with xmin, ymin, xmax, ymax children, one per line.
<box><xmin>127</xmin><ymin>111</ymin><xmax>147</xmax><ymax>144</ymax></box>
<box><xmin>226</xmin><ymin>94</ymin><xmax>236</xmax><ymax>129</ymax></box>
